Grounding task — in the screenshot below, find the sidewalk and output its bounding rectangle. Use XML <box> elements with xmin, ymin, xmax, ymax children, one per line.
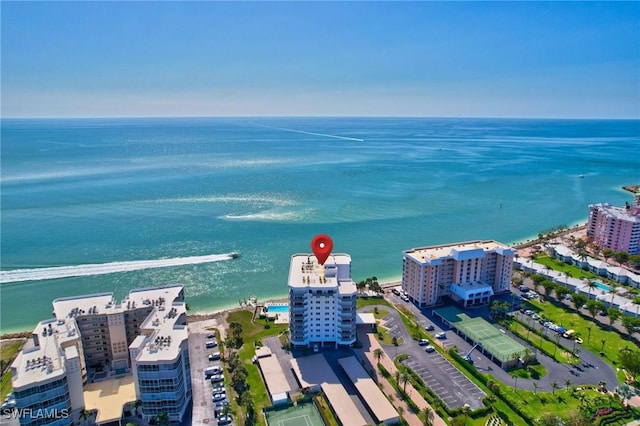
<box><xmin>353</xmin><ymin>329</ymin><xmax>448</xmax><ymax>426</ymax></box>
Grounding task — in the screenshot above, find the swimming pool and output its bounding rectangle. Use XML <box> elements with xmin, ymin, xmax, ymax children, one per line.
<box><xmin>595</xmin><ymin>282</ymin><xmax>610</xmax><ymax>292</ymax></box>
<box><xmin>265</xmin><ymin>304</ymin><xmax>289</xmax><ymax>313</ymax></box>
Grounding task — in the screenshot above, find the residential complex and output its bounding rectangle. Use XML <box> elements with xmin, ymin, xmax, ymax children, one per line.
<box><xmin>10</xmin><ymin>285</ymin><xmax>191</xmax><ymax>424</ymax></box>
<box><xmin>587</xmin><ymin>202</ymin><xmax>640</xmax><ymax>254</ymax></box>
<box><xmin>402</xmin><ymin>240</ymin><xmax>515</xmax><ymax>307</ymax></box>
<box><xmin>288</xmin><ymin>253</ymin><xmax>358</xmax><ymax>348</ymax></box>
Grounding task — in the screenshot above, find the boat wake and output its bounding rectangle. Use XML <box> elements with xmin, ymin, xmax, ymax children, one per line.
<box><xmin>251</xmin><ymin>123</ymin><xmax>365</xmax><ymax>142</ymax></box>
<box><xmin>0</xmin><ymin>253</ymin><xmax>237</xmax><ymax>284</ymax></box>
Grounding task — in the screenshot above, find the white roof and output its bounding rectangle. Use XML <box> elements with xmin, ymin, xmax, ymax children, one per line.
<box><xmin>404</xmin><ymin>240</ymin><xmax>514</xmax><ymax>264</ymax></box>
<box><xmin>256</xmin><ymin>350</ymin><xmax>291</xmax><ymax>398</ymax></box>
<box><xmin>356</xmin><ymin>313</ymin><xmax>376</xmax><ymax>325</ymax></box>
<box><xmin>288</xmin><ymin>253</ymin><xmax>357</xmax><ymax>295</ymax></box>
<box><xmin>338</xmin><ymin>356</ymin><xmax>399</xmax><ymax>423</ymax></box>
<box><xmin>10</xmin><ymin>318</ymin><xmax>78</xmax><ymax>389</ymax></box>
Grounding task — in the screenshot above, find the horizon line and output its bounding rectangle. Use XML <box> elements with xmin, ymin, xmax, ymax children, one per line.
<box><xmin>2</xmin><ymin>115</ymin><xmax>639</xmax><ymax>121</ymax></box>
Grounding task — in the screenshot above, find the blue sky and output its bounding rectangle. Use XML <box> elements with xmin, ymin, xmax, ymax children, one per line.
<box><xmin>2</xmin><ymin>2</ymin><xmax>639</xmax><ymax>118</ymax></box>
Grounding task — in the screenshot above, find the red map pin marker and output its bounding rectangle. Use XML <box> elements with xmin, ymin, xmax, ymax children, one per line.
<box><xmin>311</xmin><ymin>234</ymin><xmax>333</xmax><ymax>266</ymax></box>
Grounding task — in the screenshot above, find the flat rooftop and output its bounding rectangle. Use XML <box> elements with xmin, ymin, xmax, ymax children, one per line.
<box><xmin>290</xmin><ymin>354</ymin><xmax>367</xmax><ymax>426</ymax></box>
<box><xmin>255</xmin><ymin>347</ymin><xmax>291</xmax><ymax>399</ymax></box>
<box><xmin>338</xmin><ymin>356</ymin><xmax>399</xmax><ymax>424</ymax></box>
<box><xmin>404</xmin><ymin>240</ymin><xmax>514</xmax><ymax>263</ymax></box>
<box><xmin>288</xmin><ymin>253</ymin><xmax>357</xmax><ymax>294</ymax></box>
<box><xmin>83</xmin><ymin>374</ymin><xmax>136</xmax><ymax>424</ymax></box>
<box><xmin>10</xmin><ymin>318</ymin><xmax>81</xmax><ymax>389</ymax></box>
<box><xmin>52</xmin><ymin>285</ymin><xmax>184</xmax><ymax>320</ymax></box>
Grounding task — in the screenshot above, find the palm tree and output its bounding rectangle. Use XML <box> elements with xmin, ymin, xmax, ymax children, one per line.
<box><xmin>394</xmin><ymin>370</ymin><xmax>401</xmax><ymax>385</ymax></box>
<box><xmin>564</xmin><ymin>379</ymin><xmax>571</xmax><ymax>391</ymax></box>
<box><xmin>422</xmin><ymin>407</ymin><xmax>434</xmax><ymax>426</ymax></box>
<box><xmin>608</xmin><ymin>282</ymin><xmax>619</xmax><ymax>308</ymax></box>
<box><xmin>373</xmin><ymin>348</ymin><xmax>385</xmax><ymax>365</ymax></box>
<box><xmin>397</xmin><ymin>406</ymin><xmax>405</xmax><ymax>418</ymax></box>
<box><xmin>486</xmin><ymin>379</ymin><xmax>499</xmax><ymax>402</ymax></box>
<box><xmin>585</xmin><ymin>278</ymin><xmax>597</xmax><ymax>298</ymax></box>
<box><xmin>533</xmin><ymin>381</ymin><xmax>539</xmax><ymax>395</ymax></box>
<box><xmin>551</xmin><ymin>381</ymin><xmax>559</xmax><ymax>395</ymax></box>
<box><xmin>400</xmin><ymin>369</ymin><xmax>411</xmax><ymax>394</ymax></box>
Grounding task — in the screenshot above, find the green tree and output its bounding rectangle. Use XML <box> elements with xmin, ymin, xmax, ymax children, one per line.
<box><xmin>555</xmin><ymin>285</ymin><xmax>571</xmax><ymax>302</ymax></box>
<box><xmin>373</xmin><ymin>348</ymin><xmax>385</xmax><ymax>365</ymax></box>
<box><xmin>551</xmin><ymin>381</ymin><xmax>559</xmax><ymax>395</ymax></box>
<box><xmin>571</xmin><ymin>293</ymin><xmax>587</xmax><ymax>310</ymax></box>
<box><xmin>541</xmin><ymin>280</ymin><xmax>556</xmax><ymax>298</ymax></box>
<box><xmin>533</xmin><ymin>381</ymin><xmax>540</xmax><ymax>395</ymax></box>
<box><xmin>607</xmin><ymin>307</ymin><xmax>621</xmax><ymax>326</ymax></box>
<box><xmin>602</xmin><ymin>248</ymin><xmax>614</xmax><ymax>263</ymax></box>
<box><xmin>585</xmin><ymin>299</ymin><xmax>602</xmax><ymax>318</ymax></box>
<box><xmin>621</xmin><ymin>315</ymin><xmax>640</xmax><ymax>336</ymax></box>
<box><xmin>400</xmin><ymin>369</ymin><xmax>411</xmax><ymax>394</ymax></box>
<box><xmin>537</xmin><ymin>413</ymin><xmax>563</xmax><ymax>426</ymax></box>
<box><xmin>584</xmin><ymin>278</ymin><xmax>597</xmax><ymax>298</ymax></box>
<box><xmin>619</xmin><ymin>348</ymin><xmax>640</xmax><ymax>379</ymax></box>
<box><xmin>422</xmin><ymin>407</ymin><xmax>434</xmax><ymax>426</ymax></box>
<box><xmin>564</xmin><ymin>378</ymin><xmax>571</xmax><ymax>391</ymax></box>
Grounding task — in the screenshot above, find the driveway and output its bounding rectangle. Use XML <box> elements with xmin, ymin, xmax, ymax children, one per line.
<box><xmin>387</xmin><ymin>292</ymin><xmax>619</xmax><ymax>393</ymax></box>
<box><xmin>360</xmin><ymin>304</ymin><xmax>485</xmax><ymax>410</ymax></box>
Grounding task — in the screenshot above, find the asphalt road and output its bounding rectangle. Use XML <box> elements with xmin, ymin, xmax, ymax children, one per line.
<box><xmin>366</xmin><ymin>302</ymin><xmax>486</xmax><ymax>410</ymax></box>
<box><xmin>385</xmin><ymin>289</ymin><xmax>619</xmax><ymax>393</ymax></box>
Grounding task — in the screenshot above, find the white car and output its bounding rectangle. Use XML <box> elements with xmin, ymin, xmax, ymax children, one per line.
<box><xmin>418</xmin><ymin>339</ymin><xmax>429</xmax><ymax>346</ymax></box>
<box><xmin>424</xmin><ymin>345</ymin><xmax>436</xmax><ymax>353</ymax></box>
<box><xmin>434</xmin><ymin>332</ymin><xmax>446</xmax><ymax>339</ymax></box>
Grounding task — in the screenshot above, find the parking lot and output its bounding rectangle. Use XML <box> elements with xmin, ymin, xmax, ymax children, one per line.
<box><xmin>188</xmin><ymin>320</ymin><xmax>230</xmax><ymax>426</ymax></box>
<box><xmin>402</xmin><ymin>349</ymin><xmax>485</xmax><ymax>410</ymax></box>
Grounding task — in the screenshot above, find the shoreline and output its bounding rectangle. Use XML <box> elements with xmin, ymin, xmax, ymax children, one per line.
<box><xmin>0</xmin><ymin>227</ymin><xmax>589</xmax><ymax>339</ymax></box>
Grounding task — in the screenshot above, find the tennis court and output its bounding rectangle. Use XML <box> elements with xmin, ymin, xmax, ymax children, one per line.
<box><xmin>265</xmin><ymin>401</ymin><xmax>325</xmax><ymax>426</ymax></box>
<box><xmin>434</xmin><ymin>306</ymin><xmax>528</xmax><ymax>366</ymax></box>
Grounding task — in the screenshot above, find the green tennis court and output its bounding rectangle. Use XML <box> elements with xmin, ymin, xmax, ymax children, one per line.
<box><xmin>434</xmin><ymin>306</ymin><xmax>527</xmax><ymax>364</ymax></box>
<box><xmin>265</xmin><ymin>401</ymin><xmax>325</xmax><ymax>426</ymax></box>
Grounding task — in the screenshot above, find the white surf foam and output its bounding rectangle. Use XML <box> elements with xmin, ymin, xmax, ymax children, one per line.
<box><xmin>0</xmin><ymin>254</ymin><xmax>235</xmax><ymax>284</ymax></box>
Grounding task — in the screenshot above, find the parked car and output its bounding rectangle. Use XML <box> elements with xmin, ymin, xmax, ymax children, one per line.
<box><xmin>434</xmin><ymin>332</ymin><xmax>446</xmax><ymax>339</ymax></box>
<box><xmin>418</xmin><ymin>339</ymin><xmax>429</xmax><ymax>346</ymax></box>
<box><xmin>425</xmin><ymin>324</ymin><xmax>435</xmax><ymax>331</ymax></box>
<box><xmin>524</xmin><ymin>310</ymin><xmax>534</xmax><ymax>316</ymax></box>
<box><xmin>574</xmin><ymin>337</ymin><xmax>583</xmax><ymax>344</ymax></box>
<box><xmin>214</xmin><ymin>400</ymin><xmax>230</xmax><ymax>413</ymax></box>
<box><xmin>531</xmin><ymin>313</ymin><xmax>540</xmax><ymax>320</ymax></box>
<box><xmin>424</xmin><ymin>345</ymin><xmax>436</xmax><ymax>353</ymax></box>
<box><xmin>212</xmin><ymin>382</ymin><xmax>225</xmax><ymax>391</ymax></box>
<box><xmin>208</xmin><ymin>352</ymin><xmax>221</xmax><ymax>361</ymax></box>
<box><xmin>210</xmin><ymin>374</ymin><xmax>224</xmax><ymax>383</ymax></box>
<box><xmin>206</xmin><ymin>341</ymin><xmax>217</xmax><ymax>349</ymax></box>
<box><xmin>207</xmin><ymin>333</ymin><xmax>216</xmax><ymax>339</ymax></box>
<box><xmin>212</xmin><ymin>392</ymin><xmax>227</xmax><ymax>402</ymax></box>
<box><xmin>217</xmin><ymin>414</ymin><xmax>233</xmax><ymax>425</ymax></box>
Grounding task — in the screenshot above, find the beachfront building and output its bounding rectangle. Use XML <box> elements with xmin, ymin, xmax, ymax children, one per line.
<box><xmin>402</xmin><ymin>240</ymin><xmax>515</xmax><ymax>307</ymax></box>
<box><xmin>10</xmin><ymin>285</ymin><xmax>191</xmax><ymax>424</ymax></box>
<box><xmin>288</xmin><ymin>253</ymin><xmax>358</xmax><ymax>348</ymax></box>
<box><xmin>588</xmin><ymin>202</ymin><xmax>640</xmax><ymax>255</ymax></box>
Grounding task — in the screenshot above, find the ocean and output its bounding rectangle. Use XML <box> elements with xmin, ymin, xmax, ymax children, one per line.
<box><xmin>1</xmin><ymin>117</ymin><xmax>639</xmax><ymax>333</ymax></box>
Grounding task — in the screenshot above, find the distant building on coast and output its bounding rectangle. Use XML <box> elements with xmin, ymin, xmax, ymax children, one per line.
<box><xmin>288</xmin><ymin>254</ymin><xmax>357</xmax><ymax>349</ymax></box>
<box><xmin>9</xmin><ymin>285</ymin><xmax>191</xmax><ymax>425</ymax></box>
<box><xmin>402</xmin><ymin>240</ymin><xmax>515</xmax><ymax>307</ymax></box>
<box><xmin>588</xmin><ymin>201</ymin><xmax>640</xmax><ymax>255</ymax></box>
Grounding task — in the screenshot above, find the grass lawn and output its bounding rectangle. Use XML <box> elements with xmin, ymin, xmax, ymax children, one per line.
<box><xmin>226</xmin><ymin>310</ymin><xmax>288</xmax><ymax>426</ymax></box>
<box><xmin>534</xmin><ymin>253</ymin><xmax>601</xmax><ymax>282</ymax></box>
<box><xmin>525</xmin><ymin>298</ymin><xmax>636</xmax><ymax>380</ymax></box>
<box><xmin>1</xmin><ymin>371</ymin><xmax>12</xmax><ymax>400</ymax></box>
<box><xmin>356</xmin><ymin>296</ymin><xmax>392</xmax><ymax>309</ymax></box>
<box><xmin>0</xmin><ymin>340</ymin><xmax>23</xmax><ymax>399</ymax></box>
<box><xmin>509</xmin><ymin>361</ymin><xmax>547</xmax><ymax>380</ymax></box>
<box><xmin>506</xmin><ymin>317</ymin><xmax>577</xmax><ymax>364</ymax></box>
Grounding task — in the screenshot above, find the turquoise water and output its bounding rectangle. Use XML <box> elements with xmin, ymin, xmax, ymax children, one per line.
<box><xmin>595</xmin><ymin>282</ymin><xmax>611</xmax><ymax>292</ymax></box>
<box><xmin>265</xmin><ymin>305</ymin><xmax>289</xmax><ymax>313</ymax></box>
<box><xmin>1</xmin><ymin>117</ymin><xmax>639</xmax><ymax>333</ymax></box>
